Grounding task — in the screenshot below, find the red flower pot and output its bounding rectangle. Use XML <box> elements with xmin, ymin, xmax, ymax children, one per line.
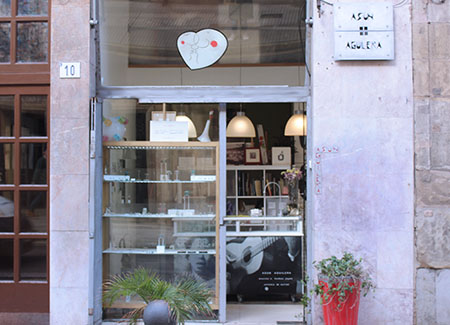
<box><xmin>319</xmin><ymin>278</ymin><xmax>361</xmax><ymax>325</ymax></box>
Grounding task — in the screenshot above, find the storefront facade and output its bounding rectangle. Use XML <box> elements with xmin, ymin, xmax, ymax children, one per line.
<box><xmin>4</xmin><ymin>0</ymin><xmax>450</xmax><ymax>324</ymax></box>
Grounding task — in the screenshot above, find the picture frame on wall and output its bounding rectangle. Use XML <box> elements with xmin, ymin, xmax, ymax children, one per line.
<box><xmin>245</xmin><ymin>148</ymin><xmax>261</xmax><ymax>165</ymax></box>
<box><xmin>227</xmin><ymin>142</ymin><xmax>245</xmax><ymax>165</ymax></box>
<box><xmin>272</xmin><ymin>147</ymin><xmax>291</xmax><ymax>165</ymax></box>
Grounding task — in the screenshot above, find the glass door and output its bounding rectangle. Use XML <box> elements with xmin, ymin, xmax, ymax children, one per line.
<box><xmin>0</xmin><ymin>86</ymin><xmax>49</xmax><ymax>312</ymax></box>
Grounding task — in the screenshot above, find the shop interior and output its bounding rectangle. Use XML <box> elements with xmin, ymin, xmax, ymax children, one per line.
<box><xmin>101</xmin><ymin>101</ymin><xmax>307</xmax><ymax>321</ymax></box>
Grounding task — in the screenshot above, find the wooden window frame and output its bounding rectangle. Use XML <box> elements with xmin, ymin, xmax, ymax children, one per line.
<box><xmin>0</xmin><ymin>0</ymin><xmax>51</xmax><ymax>84</ymax></box>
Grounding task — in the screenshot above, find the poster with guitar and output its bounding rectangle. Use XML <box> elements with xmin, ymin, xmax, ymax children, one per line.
<box><xmin>226</xmin><ymin>236</ymin><xmax>301</xmax><ymax>300</ymax></box>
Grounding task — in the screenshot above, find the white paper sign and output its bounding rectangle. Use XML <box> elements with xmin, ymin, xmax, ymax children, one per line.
<box><xmin>190</xmin><ymin>175</ymin><xmax>216</xmax><ymax>181</ymax></box>
<box><xmin>150</xmin><ymin>121</ymin><xmax>188</xmax><ymax>142</ymax></box>
<box><xmin>177</xmin><ymin>29</ymin><xmax>228</xmax><ymax>70</ymax></box>
<box><xmin>59</xmin><ymin>62</ymin><xmax>81</xmax><ymax>78</ymax></box>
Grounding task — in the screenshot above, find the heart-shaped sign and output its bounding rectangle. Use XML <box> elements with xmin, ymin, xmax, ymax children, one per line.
<box><xmin>177</xmin><ymin>29</ymin><xmax>228</xmax><ymax>70</ymax></box>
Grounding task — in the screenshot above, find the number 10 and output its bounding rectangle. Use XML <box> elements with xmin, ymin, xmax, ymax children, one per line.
<box><xmin>65</xmin><ymin>64</ymin><xmax>76</xmax><ymax>76</ymax></box>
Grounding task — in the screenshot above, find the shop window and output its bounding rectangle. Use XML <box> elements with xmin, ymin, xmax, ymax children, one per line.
<box><xmin>100</xmin><ymin>0</ymin><xmax>307</xmax><ymax>86</ymax></box>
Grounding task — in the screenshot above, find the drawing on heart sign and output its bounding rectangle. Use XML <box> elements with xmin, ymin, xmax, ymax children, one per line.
<box><xmin>177</xmin><ymin>29</ymin><xmax>228</xmax><ymax>70</ymax></box>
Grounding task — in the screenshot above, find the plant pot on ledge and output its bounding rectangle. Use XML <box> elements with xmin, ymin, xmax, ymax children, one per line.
<box><xmin>302</xmin><ymin>252</ymin><xmax>375</xmax><ymax>325</ymax></box>
<box><xmin>103</xmin><ymin>268</ymin><xmax>213</xmax><ymax>325</ymax></box>
<box><xmin>319</xmin><ymin>276</ymin><xmax>362</xmax><ymax>325</ymax></box>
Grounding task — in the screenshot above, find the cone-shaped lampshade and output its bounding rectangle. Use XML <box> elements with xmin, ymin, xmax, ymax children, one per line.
<box><xmin>226</xmin><ymin>112</ymin><xmax>256</xmax><ymax>137</ymax></box>
<box><xmin>176</xmin><ymin>113</ymin><xmax>197</xmax><ymax>138</ymax></box>
<box><xmin>284</xmin><ymin>111</ymin><xmax>306</xmax><ymax>136</ymax></box>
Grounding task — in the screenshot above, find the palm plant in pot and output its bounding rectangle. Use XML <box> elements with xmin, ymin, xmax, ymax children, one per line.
<box><xmin>103</xmin><ymin>268</ymin><xmax>213</xmax><ymax>325</ymax></box>
<box><xmin>302</xmin><ymin>252</ymin><xmax>374</xmax><ymax>325</ymax></box>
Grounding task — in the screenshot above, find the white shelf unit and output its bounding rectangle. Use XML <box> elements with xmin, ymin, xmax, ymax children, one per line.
<box><xmin>226</xmin><ymin>165</ymin><xmax>290</xmax><ymax>217</ymax></box>
<box><xmin>223</xmin><ymin>216</ymin><xmax>303</xmax><ymax>237</ymax></box>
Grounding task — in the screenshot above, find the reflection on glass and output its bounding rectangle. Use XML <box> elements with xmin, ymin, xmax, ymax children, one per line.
<box><xmin>121</xmin><ymin>0</ymin><xmax>304</xmax><ymax>66</ymax></box>
<box><xmin>0</xmin><ymin>0</ymin><xmax>11</xmax><ymax>17</ymax></box>
<box><xmin>21</xmin><ymin>95</ymin><xmax>47</xmax><ymax>136</ymax></box>
<box><xmin>0</xmin><ymin>23</ymin><xmax>10</xmax><ymax>62</ymax></box>
<box><xmin>18</xmin><ymin>0</ymin><xmax>48</xmax><ymax>16</ymax></box>
<box><xmin>0</xmin><ymin>239</ymin><xmax>13</xmax><ymax>280</ymax></box>
<box><xmin>20</xmin><ymin>239</ymin><xmax>47</xmax><ymax>280</ymax></box>
<box><xmin>20</xmin><ymin>143</ymin><xmax>47</xmax><ymax>184</ymax></box>
<box><xmin>0</xmin><ymin>143</ymin><xmax>13</xmax><ymax>184</ymax></box>
<box><xmin>20</xmin><ymin>191</ymin><xmax>47</xmax><ymax>232</ymax></box>
<box><xmin>0</xmin><ymin>96</ymin><xmax>14</xmax><ymax>136</ymax></box>
<box><xmin>16</xmin><ymin>22</ymin><xmax>48</xmax><ymax>62</ymax></box>
<box><xmin>0</xmin><ymin>191</ymin><xmax>14</xmax><ymax>232</ymax></box>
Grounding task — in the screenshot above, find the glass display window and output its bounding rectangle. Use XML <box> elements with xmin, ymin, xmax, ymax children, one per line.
<box><xmin>99</xmin><ymin>0</ymin><xmax>307</xmax><ymax>86</ymax></box>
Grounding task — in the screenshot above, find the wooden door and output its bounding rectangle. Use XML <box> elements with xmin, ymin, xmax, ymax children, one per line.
<box><xmin>0</xmin><ymin>86</ymin><xmax>49</xmax><ymax>312</ymax></box>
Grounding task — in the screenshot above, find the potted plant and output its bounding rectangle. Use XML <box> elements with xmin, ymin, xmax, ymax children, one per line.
<box><xmin>281</xmin><ymin>167</ymin><xmax>304</xmax><ymax>215</ymax></box>
<box><xmin>302</xmin><ymin>252</ymin><xmax>374</xmax><ymax>325</ymax></box>
<box><xmin>103</xmin><ymin>268</ymin><xmax>213</xmax><ymax>325</ymax></box>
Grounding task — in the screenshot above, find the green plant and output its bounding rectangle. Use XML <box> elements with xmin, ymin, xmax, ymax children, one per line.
<box><xmin>301</xmin><ymin>252</ymin><xmax>375</xmax><ymax>309</ymax></box>
<box><xmin>103</xmin><ymin>268</ymin><xmax>213</xmax><ymax>324</ymax></box>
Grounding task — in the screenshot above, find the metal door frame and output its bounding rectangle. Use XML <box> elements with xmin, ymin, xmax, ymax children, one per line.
<box><xmin>89</xmin><ymin>0</ymin><xmax>313</xmax><ymax>322</ymax></box>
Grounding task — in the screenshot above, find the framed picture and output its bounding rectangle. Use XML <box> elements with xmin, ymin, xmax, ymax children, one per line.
<box><xmin>245</xmin><ymin>148</ymin><xmax>261</xmax><ymax>165</ymax></box>
<box><xmin>227</xmin><ymin>143</ymin><xmax>245</xmax><ymax>165</ymax></box>
<box><xmin>272</xmin><ymin>147</ymin><xmax>291</xmax><ymax>165</ymax></box>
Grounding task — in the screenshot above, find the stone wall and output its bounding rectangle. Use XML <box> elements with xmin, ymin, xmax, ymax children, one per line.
<box><xmin>310</xmin><ymin>0</ymin><xmax>414</xmax><ymax>323</ymax></box>
<box><xmin>413</xmin><ymin>1</ymin><xmax>450</xmax><ymax>324</ymax></box>
<box><xmin>50</xmin><ymin>0</ymin><xmax>92</xmax><ymax>324</ymax></box>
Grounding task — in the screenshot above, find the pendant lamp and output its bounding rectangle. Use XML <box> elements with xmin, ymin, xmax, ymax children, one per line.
<box><xmin>284</xmin><ymin>110</ymin><xmax>306</xmax><ymax>136</ymax></box>
<box><xmin>175</xmin><ymin>112</ymin><xmax>197</xmax><ymax>138</ymax></box>
<box><xmin>226</xmin><ymin>111</ymin><xmax>256</xmax><ymax>138</ymax></box>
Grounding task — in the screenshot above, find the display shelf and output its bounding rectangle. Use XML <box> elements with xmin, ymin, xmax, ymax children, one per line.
<box><xmin>104</xmin><ymin>140</ymin><xmax>219</xmax><ymax>150</ymax></box>
<box><xmin>226</xmin><ymin>231</ymin><xmax>303</xmax><ymax>237</ymax></box>
<box><xmin>172</xmin><ymin>231</ymin><xmax>216</xmax><ymax>237</ymax></box>
<box><xmin>103</xmin><ymin>141</ymin><xmax>220</xmax><ymax>309</ymax></box>
<box><xmin>226</xmin><ymin>164</ymin><xmax>291</xmax><ymax>217</ymax></box>
<box><xmin>224</xmin><ymin>215</ymin><xmax>303</xmax><ymax>237</ymax></box>
<box><xmin>226</xmin><ymin>195</ymin><xmax>287</xmax><ymax>199</ymax></box>
<box><xmin>103</xmin><ymin>248</ymin><xmax>216</xmax><ymax>255</ymax></box>
<box><xmin>103</xmin><ymin>178</ymin><xmax>215</xmax><ymax>184</ymax></box>
<box><xmin>103</xmin><ymin>212</ymin><xmax>215</xmax><ymax>220</ymax></box>
<box><xmin>226</xmin><ymin>165</ymin><xmax>290</xmax><ymax>170</ymax></box>
<box><xmin>224</xmin><ymin>216</ymin><xmax>301</xmax><ymax>221</ymax></box>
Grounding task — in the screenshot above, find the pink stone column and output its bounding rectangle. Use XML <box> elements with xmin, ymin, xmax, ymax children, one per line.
<box><xmin>50</xmin><ymin>1</ymin><xmax>93</xmax><ymax>324</ymax></box>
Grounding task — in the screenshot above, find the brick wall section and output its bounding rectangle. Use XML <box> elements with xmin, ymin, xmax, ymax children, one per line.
<box><xmin>413</xmin><ymin>1</ymin><xmax>450</xmax><ymax>324</ymax></box>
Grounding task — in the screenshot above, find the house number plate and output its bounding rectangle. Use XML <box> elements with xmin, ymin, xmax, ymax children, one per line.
<box><xmin>59</xmin><ymin>62</ymin><xmax>81</xmax><ymax>79</ymax></box>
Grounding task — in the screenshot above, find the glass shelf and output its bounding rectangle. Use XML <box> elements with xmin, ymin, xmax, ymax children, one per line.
<box><xmin>104</xmin><ymin>248</ymin><xmax>216</xmax><ymax>255</ymax></box>
<box><xmin>226</xmin><ymin>195</ymin><xmax>288</xmax><ymax>199</ymax></box>
<box><xmin>103</xmin><ymin>178</ymin><xmax>215</xmax><ymax>184</ymax></box>
<box><xmin>103</xmin><ymin>212</ymin><xmax>215</xmax><ymax>220</ymax></box>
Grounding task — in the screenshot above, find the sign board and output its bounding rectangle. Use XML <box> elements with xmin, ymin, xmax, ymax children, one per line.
<box><xmin>334</xmin><ymin>3</ymin><xmax>394</xmax><ymax>60</ymax></box>
<box><xmin>59</xmin><ymin>62</ymin><xmax>81</xmax><ymax>78</ymax></box>
<box><xmin>150</xmin><ymin>121</ymin><xmax>188</xmax><ymax>142</ymax></box>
